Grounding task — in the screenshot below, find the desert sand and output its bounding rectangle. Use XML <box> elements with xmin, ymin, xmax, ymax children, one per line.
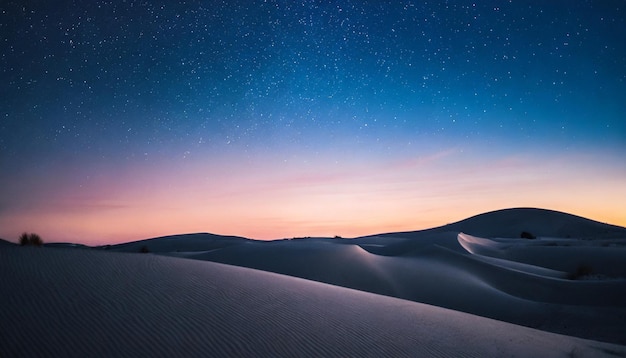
<box><xmin>2</xmin><ymin>208</ymin><xmax>625</xmax><ymax>357</ymax></box>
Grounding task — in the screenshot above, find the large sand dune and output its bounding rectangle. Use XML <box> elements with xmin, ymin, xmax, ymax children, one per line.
<box><xmin>1</xmin><ymin>245</ymin><xmax>625</xmax><ymax>357</ymax></box>
<box><xmin>3</xmin><ymin>207</ymin><xmax>625</xmax><ymax>355</ymax></box>
<box><xmin>165</xmin><ymin>235</ymin><xmax>626</xmax><ymax>343</ymax></box>
<box><xmin>102</xmin><ymin>209</ymin><xmax>626</xmax><ymax>344</ymax></box>
<box><xmin>417</xmin><ymin>207</ymin><xmax>626</xmax><ymax>239</ymax></box>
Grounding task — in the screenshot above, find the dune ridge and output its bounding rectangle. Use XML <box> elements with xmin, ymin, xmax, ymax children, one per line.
<box><xmin>2</xmin><ymin>246</ymin><xmax>625</xmax><ymax>357</ymax></box>
<box><xmin>370</xmin><ymin>207</ymin><xmax>626</xmax><ymax>240</ymax></box>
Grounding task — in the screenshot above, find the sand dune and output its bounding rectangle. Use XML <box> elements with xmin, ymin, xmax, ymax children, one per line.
<box><xmin>432</xmin><ymin>207</ymin><xmax>626</xmax><ymax>239</ymax></box>
<box><xmin>104</xmin><ymin>232</ymin><xmax>250</xmax><ymax>253</ymax></box>
<box><xmin>0</xmin><ymin>238</ymin><xmax>15</xmax><ymax>246</ymax></box>
<box><xmin>3</xmin><ymin>207</ymin><xmax>625</xmax><ymax>355</ymax></box>
<box><xmin>95</xmin><ymin>208</ymin><xmax>626</xmax><ymax>344</ymax></box>
<box><xmin>2</xmin><ymin>245</ymin><xmax>625</xmax><ymax>357</ymax></box>
<box><xmin>172</xmin><ymin>236</ymin><xmax>626</xmax><ymax>343</ymax></box>
<box><xmin>458</xmin><ymin>232</ymin><xmax>626</xmax><ymax>276</ymax></box>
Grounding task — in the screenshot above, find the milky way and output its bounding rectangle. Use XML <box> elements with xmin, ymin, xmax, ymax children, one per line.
<box><xmin>1</xmin><ymin>1</ymin><xmax>625</xmax><ymax>243</ymax></box>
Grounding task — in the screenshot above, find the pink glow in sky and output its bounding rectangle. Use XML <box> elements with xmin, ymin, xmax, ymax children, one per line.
<box><xmin>1</xmin><ymin>144</ymin><xmax>624</xmax><ymax>245</ymax></box>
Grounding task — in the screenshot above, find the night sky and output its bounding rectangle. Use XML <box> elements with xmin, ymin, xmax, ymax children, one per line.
<box><xmin>1</xmin><ymin>1</ymin><xmax>625</xmax><ymax>244</ymax></box>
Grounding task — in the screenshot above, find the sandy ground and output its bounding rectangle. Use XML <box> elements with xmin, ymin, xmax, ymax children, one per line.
<box><xmin>2</xmin><ymin>245</ymin><xmax>625</xmax><ymax>357</ymax></box>
<box><xmin>3</xmin><ymin>208</ymin><xmax>626</xmax><ymax>356</ymax></box>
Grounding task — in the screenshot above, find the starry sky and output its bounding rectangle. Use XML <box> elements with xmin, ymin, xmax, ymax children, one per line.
<box><xmin>1</xmin><ymin>1</ymin><xmax>625</xmax><ymax>244</ymax></box>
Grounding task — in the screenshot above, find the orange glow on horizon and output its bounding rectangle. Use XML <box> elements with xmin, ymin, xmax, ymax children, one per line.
<box><xmin>1</xmin><ymin>148</ymin><xmax>624</xmax><ymax>245</ymax></box>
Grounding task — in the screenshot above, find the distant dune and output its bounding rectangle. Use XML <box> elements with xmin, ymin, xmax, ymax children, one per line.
<box><xmin>2</xmin><ymin>207</ymin><xmax>626</xmax><ymax>356</ymax></box>
<box><xmin>104</xmin><ymin>232</ymin><xmax>251</xmax><ymax>253</ymax></box>
<box><xmin>375</xmin><ymin>207</ymin><xmax>626</xmax><ymax>239</ymax></box>
<box><xmin>0</xmin><ymin>238</ymin><xmax>15</xmax><ymax>246</ymax></box>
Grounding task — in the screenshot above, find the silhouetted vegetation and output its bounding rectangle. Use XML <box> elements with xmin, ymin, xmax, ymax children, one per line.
<box><xmin>568</xmin><ymin>264</ymin><xmax>593</xmax><ymax>280</ymax></box>
<box><xmin>139</xmin><ymin>245</ymin><xmax>150</xmax><ymax>253</ymax></box>
<box><xmin>520</xmin><ymin>231</ymin><xmax>536</xmax><ymax>240</ymax></box>
<box><xmin>19</xmin><ymin>232</ymin><xmax>43</xmax><ymax>247</ymax></box>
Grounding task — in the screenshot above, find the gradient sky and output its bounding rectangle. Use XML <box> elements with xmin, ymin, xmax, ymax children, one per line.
<box><xmin>1</xmin><ymin>1</ymin><xmax>625</xmax><ymax>245</ymax></box>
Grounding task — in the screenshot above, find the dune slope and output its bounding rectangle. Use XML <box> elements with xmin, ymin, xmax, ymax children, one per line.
<box><xmin>98</xmin><ymin>208</ymin><xmax>626</xmax><ymax>344</ymax></box>
<box><xmin>182</xmin><ymin>237</ymin><xmax>626</xmax><ymax>343</ymax></box>
<box><xmin>2</xmin><ymin>246</ymin><xmax>625</xmax><ymax>357</ymax></box>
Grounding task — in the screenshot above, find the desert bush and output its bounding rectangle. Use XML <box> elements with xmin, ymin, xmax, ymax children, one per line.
<box><xmin>520</xmin><ymin>231</ymin><xmax>536</xmax><ymax>240</ymax></box>
<box><xmin>568</xmin><ymin>264</ymin><xmax>593</xmax><ymax>280</ymax></box>
<box><xmin>19</xmin><ymin>233</ymin><xmax>29</xmax><ymax>246</ymax></box>
<box><xmin>29</xmin><ymin>233</ymin><xmax>43</xmax><ymax>246</ymax></box>
<box><xmin>19</xmin><ymin>232</ymin><xmax>43</xmax><ymax>246</ymax></box>
<box><xmin>139</xmin><ymin>245</ymin><xmax>150</xmax><ymax>253</ymax></box>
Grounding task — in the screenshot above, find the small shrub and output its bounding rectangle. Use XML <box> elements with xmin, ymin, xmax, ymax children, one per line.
<box><xmin>520</xmin><ymin>231</ymin><xmax>536</xmax><ymax>240</ymax></box>
<box><xmin>19</xmin><ymin>233</ymin><xmax>29</xmax><ymax>246</ymax></box>
<box><xmin>19</xmin><ymin>232</ymin><xmax>43</xmax><ymax>246</ymax></box>
<box><xmin>568</xmin><ymin>264</ymin><xmax>593</xmax><ymax>280</ymax></box>
<box><xmin>29</xmin><ymin>233</ymin><xmax>43</xmax><ymax>246</ymax></box>
<box><xmin>139</xmin><ymin>245</ymin><xmax>150</xmax><ymax>253</ymax></box>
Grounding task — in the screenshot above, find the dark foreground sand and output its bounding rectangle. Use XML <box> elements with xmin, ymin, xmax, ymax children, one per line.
<box><xmin>1</xmin><ymin>245</ymin><xmax>625</xmax><ymax>357</ymax></box>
